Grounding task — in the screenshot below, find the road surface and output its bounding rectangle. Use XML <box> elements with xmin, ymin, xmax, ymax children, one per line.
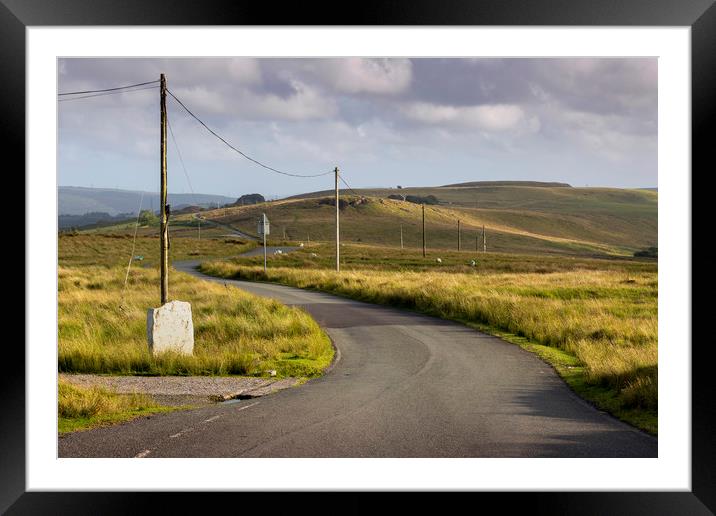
<box><xmin>195</xmin><ymin>218</ymin><xmax>256</xmax><ymax>240</ymax></box>
<box><xmin>59</xmin><ymin>262</ymin><xmax>657</xmax><ymax>458</ymax></box>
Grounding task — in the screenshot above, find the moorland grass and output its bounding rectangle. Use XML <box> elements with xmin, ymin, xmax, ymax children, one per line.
<box><xmin>58</xmin><ymin>265</ymin><xmax>333</xmax><ymax>378</ymax></box>
<box><xmin>224</xmin><ymin>241</ymin><xmax>657</xmax><ymax>275</ymax></box>
<box><xmin>58</xmin><ymin>378</ymin><xmax>180</xmax><ymax>433</ymax></box>
<box><xmin>58</xmin><ymin>232</ymin><xmax>256</xmax><ymax>268</ymax></box>
<box><xmin>200</xmin><ymin>260</ymin><xmax>658</xmax><ymax>434</ymax></box>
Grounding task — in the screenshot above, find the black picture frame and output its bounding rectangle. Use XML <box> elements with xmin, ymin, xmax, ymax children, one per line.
<box><xmin>6</xmin><ymin>0</ymin><xmax>713</xmax><ymax>513</ymax></box>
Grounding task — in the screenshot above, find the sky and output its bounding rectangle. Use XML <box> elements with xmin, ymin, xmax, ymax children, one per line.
<box><xmin>58</xmin><ymin>57</ymin><xmax>657</xmax><ymax>199</ymax></box>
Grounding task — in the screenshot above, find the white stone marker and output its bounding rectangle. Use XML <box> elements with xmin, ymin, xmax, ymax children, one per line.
<box><xmin>147</xmin><ymin>300</ymin><xmax>194</xmax><ymax>355</ymax></box>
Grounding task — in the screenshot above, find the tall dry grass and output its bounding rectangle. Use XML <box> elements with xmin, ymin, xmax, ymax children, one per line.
<box><xmin>58</xmin><ymin>378</ymin><xmax>156</xmax><ymax>420</ymax></box>
<box><xmin>58</xmin><ymin>265</ymin><xmax>333</xmax><ymax>377</ymax></box>
<box><xmin>58</xmin><ymin>378</ymin><xmax>174</xmax><ymax>433</ymax></box>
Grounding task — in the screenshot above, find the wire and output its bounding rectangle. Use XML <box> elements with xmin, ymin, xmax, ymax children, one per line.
<box><xmin>57</xmin><ymin>85</ymin><xmax>159</xmax><ymax>102</ymax></box>
<box><xmin>58</xmin><ymin>79</ymin><xmax>159</xmax><ymax>96</ymax></box>
<box><xmin>339</xmin><ymin>174</ymin><xmax>362</xmax><ymax>198</ymax></box>
<box><xmin>167</xmin><ymin>112</ymin><xmax>208</xmax><ymax>246</ymax></box>
<box><xmin>122</xmin><ymin>190</ymin><xmax>145</xmax><ymax>293</ymax></box>
<box><xmin>167</xmin><ymin>112</ymin><xmax>201</xmax><ymax>208</ymax></box>
<box><xmin>167</xmin><ymin>88</ymin><xmax>334</xmax><ymax>179</ymax></box>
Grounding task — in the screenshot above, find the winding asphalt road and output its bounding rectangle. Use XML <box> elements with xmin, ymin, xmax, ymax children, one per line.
<box><xmin>59</xmin><ymin>257</ymin><xmax>657</xmax><ymax>458</ymax></box>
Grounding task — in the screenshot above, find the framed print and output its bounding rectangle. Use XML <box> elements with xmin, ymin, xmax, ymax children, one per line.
<box><xmin>7</xmin><ymin>0</ymin><xmax>714</xmax><ymax>513</ymax></box>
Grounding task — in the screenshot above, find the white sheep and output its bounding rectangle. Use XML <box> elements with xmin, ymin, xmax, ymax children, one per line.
<box><xmin>436</xmin><ymin>257</ymin><xmax>442</xmax><ymax>264</ymax></box>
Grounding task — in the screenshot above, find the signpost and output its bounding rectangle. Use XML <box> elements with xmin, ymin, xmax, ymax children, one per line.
<box><xmin>258</xmin><ymin>213</ymin><xmax>270</xmax><ymax>272</ymax></box>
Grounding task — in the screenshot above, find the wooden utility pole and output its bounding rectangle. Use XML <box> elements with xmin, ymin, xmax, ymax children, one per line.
<box><xmin>400</xmin><ymin>224</ymin><xmax>403</xmax><ymax>250</ymax></box>
<box><xmin>482</xmin><ymin>224</ymin><xmax>487</xmax><ymax>252</ymax></box>
<box><xmin>335</xmin><ymin>166</ymin><xmax>340</xmax><ymax>273</ymax></box>
<box><xmin>422</xmin><ymin>204</ymin><xmax>426</xmax><ymax>257</ymax></box>
<box><xmin>159</xmin><ymin>73</ymin><xmax>169</xmax><ymax>305</ymax></box>
<box><xmin>457</xmin><ymin>219</ymin><xmax>461</xmax><ymax>251</ymax></box>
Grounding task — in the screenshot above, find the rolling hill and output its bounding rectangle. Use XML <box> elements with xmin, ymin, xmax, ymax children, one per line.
<box><xmin>440</xmin><ymin>180</ymin><xmax>572</xmax><ymax>188</ymax></box>
<box><xmin>177</xmin><ymin>184</ymin><xmax>657</xmax><ymax>258</ymax></box>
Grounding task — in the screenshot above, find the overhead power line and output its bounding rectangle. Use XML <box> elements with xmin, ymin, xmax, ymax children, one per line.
<box><xmin>339</xmin><ymin>175</ymin><xmax>362</xmax><ymax>197</ymax></box>
<box><xmin>57</xmin><ymin>85</ymin><xmax>159</xmax><ymax>102</ymax></box>
<box><xmin>58</xmin><ymin>79</ymin><xmax>159</xmax><ymax>96</ymax></box>
<box><xmin>167</xmin><ymin>88</ymin><xmax>334</xmax><ymax>179</ymax></box>
<box><xmin>167</xmin><ymin>111</ymin><xmax>201</xmax><ymax>208</ymax></box>
<box><xmin>58</xmin><ymin>76</ymin><xmax>362</xmax><ymax>199</ymax></box>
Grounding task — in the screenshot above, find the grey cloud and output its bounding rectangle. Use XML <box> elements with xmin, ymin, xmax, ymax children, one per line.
<box><xmin>58</xmin><ymin>57</ymin><xmax>657</xmax><ymax>193</ymax></box>
<box><xmin>406</xmin><ymin>58</ymin><xmax>656</xmax><ymax>120</ymax></box>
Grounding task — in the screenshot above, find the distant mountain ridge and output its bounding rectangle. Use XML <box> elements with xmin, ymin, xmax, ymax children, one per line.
<box><xmin>59</xmin><ymin>186</ymin><xmax>236</xmax><ymax>216</ymax></box>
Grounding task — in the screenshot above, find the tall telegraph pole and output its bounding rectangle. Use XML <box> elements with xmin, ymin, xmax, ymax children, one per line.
<box><xmin>335</xmin><ymin>166</ymin><xmax>340</xmax><ymax>272</ymax></box>
<box><xmin>422</xmin><ymin>204</ymin><xmax>426</xmax><ymax>257</ymax></box>
<box><xmin>159</xmin><ymin>73</ymin><xmax>169</xmax><ymax>305</ymax></box>
<box><xmin>457</xmin><ymin>219</ymin><xmax>461</xmax><ymax>251</ymax></box>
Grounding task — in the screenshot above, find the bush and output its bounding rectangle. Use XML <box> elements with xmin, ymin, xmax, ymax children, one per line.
<box><xmin>634</xmin><ymin>246</ymin><xmax>657</xmax><ymax>258</ymax></box>
<box><xmin>138</xmin><ymin>209</ymin><xmax>159</xmax><ymax>227</ymax></box>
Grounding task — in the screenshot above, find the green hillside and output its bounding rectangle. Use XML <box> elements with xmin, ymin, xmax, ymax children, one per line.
<box><xmin>180</xmin><ymin>185</ymin><xmax>657</xmax><ymax>258</ymax></box>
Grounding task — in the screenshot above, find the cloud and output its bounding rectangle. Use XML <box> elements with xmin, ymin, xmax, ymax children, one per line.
<box><xmin>241</xmin><ymin>80</ymin><xmax>337</xmax><ymax>120</ymax></box>
<box><xmin>58</xmin><ymin>57</ymin><xmax>657</xmax><ymax>194</ymax></box>
<box><xmin>530</xmin><ymin>58</ymin><xmax>657</xmax><ymax>120</ymax></box>
<box><xmin>171</xmin><ymin>79</ymin><xmax>337</xmax><ymax>121</ymax></box>
<box><xmin>408</xmin><ymin>58</ymin><xmax>656</xmax><ymax>123</ymax></box>
<box><xmin>58</xmin><ymin>58</ymin><xmax>262</xmax><ymax>90</ymax></box>
<box><xmin>400</xmin><ymin>102</ymin><xmax>533</xmax><ymax>132</ymax></box>
<box><xmin>551</xmin><ymin>108</ymin><xmax>656</xmax><ymax>161</ymax></box>
<box><xmin>299</xmin><ymin>58</ymin><xmax>412</xmax><ymax>95</ymax></box>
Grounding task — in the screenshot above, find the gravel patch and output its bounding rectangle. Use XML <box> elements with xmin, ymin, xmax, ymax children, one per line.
<box><xmin>60</xmin><ymin>373</ymin><xmax>300</xmax><ymax>405</ymax></box>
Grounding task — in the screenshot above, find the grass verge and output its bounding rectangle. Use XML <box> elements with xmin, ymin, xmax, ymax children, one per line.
<box><xmin>200</xmin><ymin>261</ymin><xmax>657</xmax><ymax>435</ymax></box>
<box><xmin>464</xmin><ymin>322</ymin><xmax>656</xmax><ymax>435</ymax></box>
<box><xmin>58</xmin><ymin>379</ymin><xmax>180</xmax><ymax>434</ymax></box>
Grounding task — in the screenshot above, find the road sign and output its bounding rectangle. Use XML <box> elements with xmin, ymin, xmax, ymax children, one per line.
<box><xmin>257</xmin><ymin>214</ymin><xmax>270</xmax><ymax>236</ymax></box>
